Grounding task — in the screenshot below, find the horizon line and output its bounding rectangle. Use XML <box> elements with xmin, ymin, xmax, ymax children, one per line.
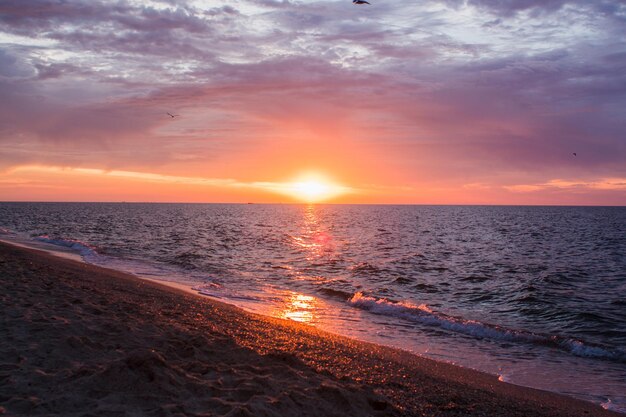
<box><xmin>1</xmin><ymin>200</ymin><xmax>624</xmax><ymax>208</ymax></box>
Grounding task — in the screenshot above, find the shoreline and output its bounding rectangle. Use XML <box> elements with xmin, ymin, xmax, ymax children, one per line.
<box><xmin>0</xmin><ymin>241</ymin><xmax>619</xmax><ymax>416</ymax></box>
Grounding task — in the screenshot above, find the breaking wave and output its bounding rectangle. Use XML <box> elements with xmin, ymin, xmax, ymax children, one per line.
<box><xmin>348</xmin><ymin>292</ymin><xmax>626</xmax><ymax>363</ymax></box>
<box><xmin>34</xmin><ymin>235</ymin><xmax>100</xmax><ymax>261</ymax></box>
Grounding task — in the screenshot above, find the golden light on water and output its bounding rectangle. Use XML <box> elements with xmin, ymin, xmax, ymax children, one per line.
<box><xmin>276</xmin><ymin>293</ymin><xmax>320</xmax><ymax>324</ymax></box>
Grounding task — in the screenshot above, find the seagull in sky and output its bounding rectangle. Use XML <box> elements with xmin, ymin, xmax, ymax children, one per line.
<box><xmin>353</xmin><ymin>0</ymin><xmax>370</xmax><ymax>4</ymax></box>
<box><xmin>166</xmin><ymin>112</ymin><xmax>180</xmax><ymax>118</ymax></box>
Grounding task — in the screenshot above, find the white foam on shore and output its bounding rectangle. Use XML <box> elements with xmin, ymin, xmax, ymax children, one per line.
<box><xmin>0</xmin><ymin>236</ymin><xmax>84</xmax><ymax>262</ymax></box>
<box><xmin>349</xmin><ymin>292</ymin><xmax>544</xmax><ymax>342</ymax></box>
<box><xmin>558</xmin><ymin>338</ymin><xmax>625</xmax><ymax>361</ymax></box>
<box><xmin>0</xmin><ymin>233</ymin><xmax>204</xmax><ymax>298</ymax></box>
<box><xmin>601</xmin><ymin>399</ymin><xmax>624</xmax><ymax>413</ymax></box>
<box><xmin>348</xmin><ymin>292</ymin><xmax>626</xmax><ymax>363</ymax></box>
<box><xmin>34</xmin><ymin>235</ymin><xmax>99</xmax><ymax>261</ymax></box>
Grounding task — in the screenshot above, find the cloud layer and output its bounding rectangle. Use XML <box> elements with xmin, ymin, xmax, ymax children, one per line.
<box><xmin>0</xmin><ymin>0</ymin><xmax>624</xmax><ymax>203</ymax></box>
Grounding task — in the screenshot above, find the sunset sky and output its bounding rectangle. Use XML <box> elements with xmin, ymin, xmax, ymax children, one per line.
<box><xmin>1</xmin><ymin>0</ymin><xmax>624</xmax><ymax>204</ymax></box>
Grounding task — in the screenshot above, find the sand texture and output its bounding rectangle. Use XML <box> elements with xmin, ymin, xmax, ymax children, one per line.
<box><xmin>0</xmin><ymin>242</ymin><xmax>618</xmax><ymax>417</ymax></box>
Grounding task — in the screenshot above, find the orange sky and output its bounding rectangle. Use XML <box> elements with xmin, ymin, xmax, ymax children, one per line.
<box><xmin>1</xmin><ymin>1</ymin><xmax>625</xmax><ymax>205</ymax></box>
<box><xmin>2</xmin><ymin>164</ymin><xmax>625</xmax><ymax>205</ymax></box>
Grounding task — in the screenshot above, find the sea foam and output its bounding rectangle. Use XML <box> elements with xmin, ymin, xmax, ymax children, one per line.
<box><xmin>34</xmin><ymin>235</ymin><xmax>100</xmax><ymax>260</ymax></box>
<box><xmin>348</xmin><ymin>292</ymin><xmax>626</xmax><ymax>363</ymax></box>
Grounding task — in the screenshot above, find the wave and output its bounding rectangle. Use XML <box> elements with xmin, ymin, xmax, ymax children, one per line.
<box><xmin>348</xmin><ymin>292</ymin><xmax>626</xmax><ymax>363</ymax></box>
<box><xmin>0</xmin><ymin>227</ymin><xmax>14</xmax><ymax>235</ymax></box>
<box><xmin>34</xmin><ymin>235</ymin><xmax>100</xmax><ymax>260</ymax></box>
<box><xmin>192</xmin><ymin>283</ymin><xmax>264</xmax><ymax>302</ymax></box>
<box><xmin>349</xmin><ymin>262</ymin><xmax>382</xmax><ymax>275</ymax></box>
<box><xmin>601</xmin><ymin>399</ymin><xmax>625</xmax><ymax>413</ymax></box>
<box><xmin>317</xmin><ymin>287</ymin><xmax>353</xmax><ymax>300</ymax></box>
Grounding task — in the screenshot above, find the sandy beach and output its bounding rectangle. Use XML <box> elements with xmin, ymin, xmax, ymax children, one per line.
<box><xmin>0</xmin><ymin>241</ymin><xmax>619</xmax><ymax>417</ymax></box>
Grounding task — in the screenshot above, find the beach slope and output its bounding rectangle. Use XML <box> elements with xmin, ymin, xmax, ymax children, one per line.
<box><xmin>0</xmin><ymin>242</ymin><xmax>618</xmax><ymax>417</ymax></box>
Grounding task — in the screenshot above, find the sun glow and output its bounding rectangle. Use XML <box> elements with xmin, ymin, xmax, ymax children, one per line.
<box><xmin>294</xmin><ymin>180</ymin><xmax>330</xmax><ymax>201</ymax></box>
<box><xmin>6</xmin><ymin>165</ymin><xmax>353</xmax><ymax>203</ymax></box>
<box><xmin>285</xmin><ymin>174</ymin><xmax>348</xmax><ymax>202</ymax></box>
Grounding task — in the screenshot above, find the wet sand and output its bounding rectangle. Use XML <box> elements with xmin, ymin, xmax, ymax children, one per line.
<box><xmin>0</xmin><ymin>241</ymin><xmax>618</xmax><ymax>416</ymax></box>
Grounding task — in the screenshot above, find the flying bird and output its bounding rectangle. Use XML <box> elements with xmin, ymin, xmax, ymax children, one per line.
<box><xmin>353</xmin><ymin>0</ymin><xmax>370</xmax><ymax>4</ymax></box>
<box><xmin>573</xmin><ymin>152</ymin><xmax>577</xmax><ymax>156</ymax></box>
<box><xmin>166</xmin><ymin>112</ymin><xmax>180</xmax><ymax>118</ymax></box>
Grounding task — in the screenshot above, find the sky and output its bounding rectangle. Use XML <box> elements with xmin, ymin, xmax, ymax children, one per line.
<box><xmin>0</xmin><ymin>0</ymin><xmax>625</xmax><ymax>204</ymax></box>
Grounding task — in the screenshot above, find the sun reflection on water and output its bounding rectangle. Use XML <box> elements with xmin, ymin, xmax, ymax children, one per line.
<box><xmin>291</xmin><ymin>204</ymin><xmax>335</xmax><ymax>261</ymax></box>
<box><xmin>268</xmin><ymin>206</ymin><xmax>338</xmax><ymax>325</ymax></box>
<box><xmin>274</xmin><ymin>292</ymin><xmax>321</xmax><ymax>324</ymax></box>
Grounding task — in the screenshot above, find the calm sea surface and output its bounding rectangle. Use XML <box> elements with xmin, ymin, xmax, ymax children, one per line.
<box><xmin>1</xmin><ymin>203</ymin><xmax>624</xmax><ymax>412</ymax></box>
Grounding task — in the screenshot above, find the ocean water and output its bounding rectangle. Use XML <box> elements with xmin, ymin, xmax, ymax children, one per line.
<box><xmin>0</xmin><ymin>202</ymin><xmax>624</xmax><ymax>412</ymax></box>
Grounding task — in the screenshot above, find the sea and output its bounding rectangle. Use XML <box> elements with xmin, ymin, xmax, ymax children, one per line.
<box><xmin>0</xmin><ymin>202</ymin><xmax>624</xmax><ymax>412</ymax></box>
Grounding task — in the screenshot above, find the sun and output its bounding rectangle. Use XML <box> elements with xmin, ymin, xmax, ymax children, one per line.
<box><xmin>294</xmin><ymin>180</ymin><xmax>330</xmax><ymax>202</ymax></box>
<box><xmin>285</xmin><ymin>174</ymin><xmax>348</xmax><ymax>203</ymax></box>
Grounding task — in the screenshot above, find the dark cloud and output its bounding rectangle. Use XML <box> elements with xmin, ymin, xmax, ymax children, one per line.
<box><xmin>0</xmin><ymin>0</ymin><xmax>221</xmax><ymax>60</ymax></box>
<box><xmin>0</xmin><ymin>0</ymin><xmax>207</xmax><ymax>32</ymax></box>
<box><xmin>0</xmin><ymin>49</ymin><xmax>36</xmax><ymax>78</ymax></box>
<box><xmin>466</xmin><ymin>0</ymin><xmax>569</xmax><ymax>15</ymax></box>
<box><xmin>443</xmin><ymin>0</ymin><xmax>625</xmax><ymax>19</ymax></box>
<box><xmin>34</xmin><ymin>63</ymin><xmax>81</xmax><ymax>80</ymax></box>
<box><xmin>0</xmin><ymin>0</ymin><xmax>624</xmax><ymax>187</ymax></box>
